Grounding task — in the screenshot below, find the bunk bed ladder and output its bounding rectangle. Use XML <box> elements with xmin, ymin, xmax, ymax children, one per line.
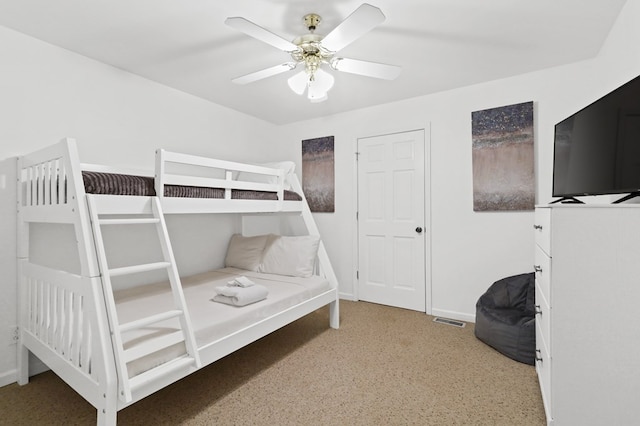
<box><xmin>86</xmin><ymin>196</ymin><xmax>201</xmax><ymax>403</ymax></box>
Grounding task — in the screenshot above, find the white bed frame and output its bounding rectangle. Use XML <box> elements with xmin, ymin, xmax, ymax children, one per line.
<box><xmin>16</xmin><ymin>138</ymin><xmax>339</xmax><ymax>425</ymax></box>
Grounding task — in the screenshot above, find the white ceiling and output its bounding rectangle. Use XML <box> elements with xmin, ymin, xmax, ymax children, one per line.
<box><xmin>0</xmin><ymin>0</ymin><xmax>628</xmax><ymax>125</ymax></box>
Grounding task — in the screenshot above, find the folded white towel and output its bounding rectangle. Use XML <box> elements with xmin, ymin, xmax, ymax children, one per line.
<box><xmin>215</xmin><ymin>285</ymin><xmax>239</xmax><ymax>297</ymax></box>
<box><xmin>227</xmin><ymin>276</ymin><xmax>255</xmax><ymax>287</ymax></box>
<box><xmin>213</xmin><ymin>283</ymin><xmax>268</xmax><ymax>307</ymax></box>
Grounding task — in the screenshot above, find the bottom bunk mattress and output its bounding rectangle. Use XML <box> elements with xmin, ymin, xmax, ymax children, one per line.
<box><xmin>113</xmin><ymin>267</ymin><xmax>332</xmax><ymax>376</ymax></box>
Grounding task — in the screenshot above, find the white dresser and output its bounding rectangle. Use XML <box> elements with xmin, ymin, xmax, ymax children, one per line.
<box><xmin>533</xmin><ymin>205</ymin><xmax>640</xmax><ymax>425</ymax></box>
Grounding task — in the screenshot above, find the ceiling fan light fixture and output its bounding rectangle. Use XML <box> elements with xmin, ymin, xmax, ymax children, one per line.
<box><xmin>287</xmin><ymin>71</ymin><xmax>308</xmax><ymax>95</ymax></box>
<box><xmin>307</xmin><ymin>83</ymin><xmax>326</xmax><ymax>101</ymax></box>
<box><xmin>306</xmin><ymin>68</ymin><xmax>334</xmax><ymax>102</ymax></box>
<box><xmin>309</xmin><ymin>93</ymin><xmax>328</xmax><ymax>103</ymax></box>
<box><xmin>288</xmin><ymin>67</ymin><xmax>334</xmax><ymax>102</ymax></box>
<box><xmin>311</xmin><ymin>68</ymin><xmax>335</xmax><ymax>92</ymax></box>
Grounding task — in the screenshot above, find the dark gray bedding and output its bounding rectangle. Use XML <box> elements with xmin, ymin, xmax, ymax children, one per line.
<box><xmin>82</xmin><ymin>171</ymin><xmax>302</xmax><ymax>201</ymax></box>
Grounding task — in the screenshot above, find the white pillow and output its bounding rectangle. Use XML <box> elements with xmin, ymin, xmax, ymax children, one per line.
<box><xmin>224</xmin><ymin>234</ymin><xmax>269</xmax><ymax>271</ymax></box>
<box><xmin>259</xmin><ymin>235</ymin><xmax>320</xmax><ymax>278</ymax></box>
<box><xmin>237</xmin><ymin>161</ymin><xmax>296</xmax><ymax>190</ymax></box>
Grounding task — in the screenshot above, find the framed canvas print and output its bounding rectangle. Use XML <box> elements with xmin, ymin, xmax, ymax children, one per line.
<box><xmin>472</xmin><ymin>101</ymin><xmax>535</xmax><ymax>211</ymax></box>
<box><xmin>302</xmin><ymin>136</ymin><xmax>335</xmax><ymax>213</ymax></box>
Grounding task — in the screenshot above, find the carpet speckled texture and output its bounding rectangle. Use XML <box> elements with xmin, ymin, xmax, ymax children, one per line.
<box><xmin>0</xmin><ymin>301</ymin><xmax>545</xmax><ymax>425</ymax></box>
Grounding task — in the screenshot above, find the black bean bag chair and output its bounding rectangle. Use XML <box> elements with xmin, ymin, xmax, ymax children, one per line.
<box><xmin>474</xmin><ymin>272</ymin><xmax>536</xmax><ymax>365</ymax></box>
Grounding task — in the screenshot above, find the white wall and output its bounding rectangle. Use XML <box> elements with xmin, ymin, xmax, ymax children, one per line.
<box><xmin>0</xmin><ymin>25</ymin><xmax>278</xmax><ymax>386</ymax></box>
<box><xmin>0</xmin><ymin>27</ymin><xmax>278</xmax><ymax>165</ymax></box>
<box><xmin>272</xmin><ymin>0</ymin><xmax>640</xmax><ymax>322</ymax></box>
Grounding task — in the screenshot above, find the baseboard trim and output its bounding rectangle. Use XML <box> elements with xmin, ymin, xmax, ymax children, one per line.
<box><xmin>0</xmin><ymin>369</ymin><xmax>16</xmax><ymax>388</ymax></box>
<box><xmin>0</xmin><ymin>356</ymin><xmax>50</xmax><ymax>389</ymax></box>
<box><xmin>431</xmin><ymin>308</ymin><xmax>475</xmax><ymax>324</ymax></box>
<box><xmin>338</xmin><ymin>292</ymin><xmax>357</xmax><ymax>301</ymax></box>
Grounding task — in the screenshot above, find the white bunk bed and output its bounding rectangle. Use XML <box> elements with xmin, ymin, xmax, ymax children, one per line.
<box><xmin>16</xmin><ymin>138</ymin><xmax>339</xmax><ymax>425</ymax></box>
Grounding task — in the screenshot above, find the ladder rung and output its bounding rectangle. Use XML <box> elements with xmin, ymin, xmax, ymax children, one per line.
<box><xmin>109</xmin><ymin>262</ymin><xmax>170</xmax><ymax>277</ymax></box>
<box><xmin>99</xmin><ymin>218</ymin><xmax>160</xmax><ymax>226</ymax></box>
<box><xmin>128</xmin><ymin>356</ymin><xmax>195</xmax><ymax>394</ymax></box>
<box><xmin>120</xmin><ymin>310</ymin><xmax>183</xmax><ymax>333</ymax></box>
<box><xmin>123</xmin><ymin>330</ymin><xmax>186</xmax><ymax>363</ymax></box>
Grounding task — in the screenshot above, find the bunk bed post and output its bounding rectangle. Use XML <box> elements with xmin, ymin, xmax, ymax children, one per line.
<box><xmin>289</xmin><ymin>175</ymin><xmax>339</xmax><ymax>329</ymax></box>
<box><xmin>155</xmin><ymin>148</ymin><xmax>165</xmax><ymax>199</ymax></box>
<box><xmin>224</xmin><ymin>170</ymin><xmax>233</xmax><ymax>200</ymax></box>
<box><xmin>65</xmin><ymin>138</ymin><xmax>121</xmax><ymax>423</ymax></box>
<box><xmin>97</xmin><ymin>400</ymin><xmax>117</xmax><ymax>426</ymax></box>
<box><xmin>15</xmin><ymin>278</ymin><xmax>29</xmax><ymax>385</ymax></box>
<box><xmin>15</xmin><ymin>156</ymin><xmax>30</xmax><ymax>385</ymax></box>
<box><xmin>276</xmin><ymin>171</ymin><xmax>285</xmax><ymax>210</ymax></box>
<box><xmin>90</xmin><ymin>276</ymin><xmax>118</xmax><ymax>426</ymax></box>
<box><xmin>63</xmin><ymin>138</ymin><xmax>101</xmax><ymax>277</ymax></box>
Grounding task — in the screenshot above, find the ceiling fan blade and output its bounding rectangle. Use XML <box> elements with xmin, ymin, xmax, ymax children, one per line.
<box><xmin>232</xmin><ymin>62</ymin><xmax>297</xmax><ymax>85</ymax></box>
<box><xmin>331</xmin><ymin>58</ymin><xmax>401</xmax><ymax>80</ymax></box>
<box><xmin>225</xmin><ymin>17</ymin><xmax>298</xmax><ymax>52</ymax></box>
<box><xmin>321</xmin><ymin>3</ymin><xmax>386</xmax><ymax>52</ymax></box>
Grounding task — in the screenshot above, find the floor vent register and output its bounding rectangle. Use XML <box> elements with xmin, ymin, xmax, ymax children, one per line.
<box><xmin>433</xmin><ymin>317</ymin><xmax>466</xmax><ymax>328</ymax></box>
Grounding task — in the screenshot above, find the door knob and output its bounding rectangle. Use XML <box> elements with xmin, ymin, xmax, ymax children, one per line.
<box><xmin>415</xmin><ymin>227</ymin><xmax>423</xmax><ymax>234</ymax></box>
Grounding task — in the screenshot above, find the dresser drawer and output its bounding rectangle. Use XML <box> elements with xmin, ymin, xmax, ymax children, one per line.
<box><xmin>534</xmin><ymin>207</ymin><xmax>551</xmax><ymax>256</ymax></box>
<box><xmin>535</xmin><ymin>321</ymin><xmax>552</xmax><ymax>423</ymax></box>
<box><xmin>534</xmin><ymin>245</ymin><xmax>551</xmax><ymax>303</ymax></box>
<box><xmin>535</xmin><ymin>281</ymin><xmax>550</xmax><ymax>353</ymax></box>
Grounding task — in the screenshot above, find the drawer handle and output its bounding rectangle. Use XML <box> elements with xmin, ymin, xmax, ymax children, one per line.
<box><xmin>535</xmin><ymin>305</ymin><xmax>542</xmax><ymax>316</ymax></box>
<box><xmin>533</xmin><ymin>224</ymin><xmax>543</xmax><ymax>230</ymax></box>
<box><xmin>535</xmin><ymin>349</ymin><xmax>543</xmax><ymax>363</ymax></box>
<box><xmin>534</xmin><ymin>265</ymin><xmax>542</xmax><ymax>273</ymax></box>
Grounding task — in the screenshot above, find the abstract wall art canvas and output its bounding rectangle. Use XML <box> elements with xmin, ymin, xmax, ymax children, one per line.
<box><xmin>302</xmin><ymin>136</ymin><xmax>335</xmax><ymax>213</ymax></box>
<box><xmin>472</xmin><ymin>101</ymin><xmax>535</xmax><ymax>211</ymax></box>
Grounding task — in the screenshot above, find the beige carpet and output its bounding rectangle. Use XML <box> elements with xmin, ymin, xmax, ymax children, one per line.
<box><xmin>0</xmin><ymin>301</ymin><xmax>545</xmax><ymax>425</ymax></box>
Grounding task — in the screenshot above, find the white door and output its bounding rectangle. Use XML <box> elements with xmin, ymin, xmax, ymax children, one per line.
<box><xmin>357</xmin><ymin>130</ymin><xmax>426</xmax><ymax>312</ymax></box>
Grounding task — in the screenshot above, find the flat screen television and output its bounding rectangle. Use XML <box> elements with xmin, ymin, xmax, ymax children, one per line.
<box><xmin>552</xmin><ymin>74</ymin><xmax>640</xmax><ymax>203</ymax></box>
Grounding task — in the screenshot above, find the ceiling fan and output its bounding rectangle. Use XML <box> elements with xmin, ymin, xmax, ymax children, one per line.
<box><xmin>225</xmin><ymin>3</ymin><xmax>401</xmax><ymax>102</ymax></box>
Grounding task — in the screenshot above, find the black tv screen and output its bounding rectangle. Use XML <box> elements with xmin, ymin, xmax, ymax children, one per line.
<box><xmin>552</xmin><ymin>74</ymin><xmax>640</xmax><ymax>200</ymax></box>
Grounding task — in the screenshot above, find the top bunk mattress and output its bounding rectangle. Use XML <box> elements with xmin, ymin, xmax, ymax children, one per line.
<box><xmin>82</xmin><ymin>171</ymin><xmax>302</xmax><ymax>201</ymax></box>
<box><xmin>114</xmin><ymin>267</ymin><xmax>332</xmax><ymax>376</ymax></box>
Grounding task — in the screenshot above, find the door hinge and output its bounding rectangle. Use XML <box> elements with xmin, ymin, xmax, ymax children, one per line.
<box><xmin>356</xmin><ymin>270</ymin><xmax>359</xmax><ymax>279</ymax></box>
<box><xmin>356</xmin><ymin>211</ymin><xmax>359</xmax><ymax>220</ymax></box>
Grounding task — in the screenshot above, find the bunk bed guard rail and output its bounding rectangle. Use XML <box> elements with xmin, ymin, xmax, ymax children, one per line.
<box><xmin>155</xmin><ymin>149</ymin><xmax>287</xmax><ymax>204</ymax></box>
